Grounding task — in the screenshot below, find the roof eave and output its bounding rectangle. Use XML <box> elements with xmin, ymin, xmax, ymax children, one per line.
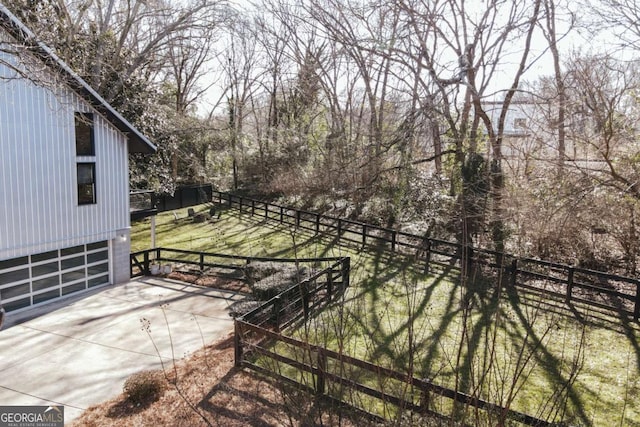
<box><xmin>0</xmin><ymin>4</ymin><xmax>157</xmax><ymax>154</ymax></box>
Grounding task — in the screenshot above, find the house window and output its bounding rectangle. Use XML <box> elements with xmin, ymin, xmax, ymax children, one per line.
<box><xmin>77</xmin><ymin>163</ymin><xmax>96</xmax><ymax>205</ymax></box>
<box><xmin>514</xmin><ymin>118</ymin><xmax>527</xmax><ymax>129</ymax></box>
<box><xmin>75</xmin><ymin>112</ymin><xmax>95</xmax><ymax>155</ymax></box>
<box><xmin>75</xmin><ymin>112</ymin><xmax>96</xmax><ymax>205</ymax></box>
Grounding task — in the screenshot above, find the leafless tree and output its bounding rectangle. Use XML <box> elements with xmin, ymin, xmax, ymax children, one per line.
<box><xmin>393</xmin><ymin>0</ymin><xmax>543</xmax><ymax>253</ymax></box>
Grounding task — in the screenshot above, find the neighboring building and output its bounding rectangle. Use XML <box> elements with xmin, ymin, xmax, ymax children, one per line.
<box><xmin>485</xmin><ymin>96</ymin><xmax>604</xmax><ymax>171</ymax></box>
<box><xmin>0</xmin><ymin>4</ymin><xmax>156</xmax><ymax>313</ymax></box>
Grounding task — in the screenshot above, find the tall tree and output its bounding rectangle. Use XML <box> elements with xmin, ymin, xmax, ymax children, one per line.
<box><xmin>395</xmin><ymin>0</ymin><xmax>543</xmax><ymax>252</ymax></box>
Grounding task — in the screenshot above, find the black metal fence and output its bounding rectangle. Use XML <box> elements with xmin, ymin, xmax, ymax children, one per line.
<box><xmin>213</xmin><ymin>190</ymin><xmax>640</xmax><ymax>321</ymax></box>
<box><xmin>153</xmin><ymin>184</ymin><xmax>213</xmax><ymax>212</ymax></box>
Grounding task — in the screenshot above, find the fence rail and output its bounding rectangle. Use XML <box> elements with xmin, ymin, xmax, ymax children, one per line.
<box><xmin>214</xmin><ymin>190</ymin><xmax>640</xmax><ymax>321</ymax></box>
<box><xmin>130</xmin><ymin>247</ymin><xmax>349</xmax><ymax>281</ymax></box>
<box><xmin>235</xmin><ymin>308</ymin><xmax>551</xmax><ymax>426</ymax></box>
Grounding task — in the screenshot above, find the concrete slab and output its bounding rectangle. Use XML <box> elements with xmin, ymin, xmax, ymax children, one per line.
<box><xmin>0</xmin><ymin>277</ymin><xmax>241</xmax><ymax>424</ymax></box>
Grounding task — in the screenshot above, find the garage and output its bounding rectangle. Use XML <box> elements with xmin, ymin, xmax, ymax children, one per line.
<box><xmin>0</xmin><ymin>241</ymin><xmax>110</xmax><ymax>312</ymax></box>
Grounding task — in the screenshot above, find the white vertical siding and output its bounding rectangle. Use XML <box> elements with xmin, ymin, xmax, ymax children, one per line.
<box><xmin>0</xmin><ymin>47</ymin><xmax>131</xmax><ymax>261</ymax></box>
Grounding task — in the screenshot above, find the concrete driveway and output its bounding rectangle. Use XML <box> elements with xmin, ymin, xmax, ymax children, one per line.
<box><xmin>0</xmin><ymin>277</ymin><xmax>242</xmax><ymax>422</ymax></box>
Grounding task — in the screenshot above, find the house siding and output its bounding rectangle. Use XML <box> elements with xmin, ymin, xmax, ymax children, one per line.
<box><xmin>0</xmin><ymin>37</ymin><xmax>129</xmax><ymax>264</ymax></box>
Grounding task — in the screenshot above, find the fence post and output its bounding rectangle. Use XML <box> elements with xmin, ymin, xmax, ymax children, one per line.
<box><xmin>423</xmin><ymin>239</ymin><xmax>432</xmax><ymax>274</ymax></box>
<box><xmin>143</xmin><ymin>250</ymin><xmax>150</xmax><ymax>275</ymax></box>
<box><xmin>342</xmin><ymin>257</ymin><xmax>351</xmax><ymax>289</ymax></box>
<box><xmin>316</xmin><ymin>348</ymin><xmax>326</xmax><ymax>395</ymax></box>
<box><xmin>239</xmin><ymin>197</ymin><xmax>244</xmax><ymax>213</ymax></box>
<box><xmin>251</xmin><ymin>200</ymin><xmax>255</xmax><ymax>216</ymax></box>
<box><xmin>302</xmin><ymin>281</ymin><xmax>310</xmax><ymax>319</ymax></box>
<box><xmin>419</xmin><ymin>382</ymin><xmax>431</xmax><ymax>415</ymax></box>
<box><xmin>315</xmin><ymin>214</ymin><xmax>320</xmax><ymax>234</ymax></box>
<box><xmin>391</xmin><ymin>231</ymin><xmax>397</xmax><ymax>252</ymax></box>
<box><xmin>327</xmin><ymin>269</ymin><xmax>333</xmax><ymax>301</ymax></box>
<box><xmin>566</xmin><ymin>268</ymin><xmax>574</xmax><ymax>304</ymax></box>
<box><xmin>272</xmin><ymin>296</ymin><xmax>282</xmax><ymax>332</ymax></box>
<box><xmin>200</xmin><ymin>253</ymin><xmax>205</xmax><ymax>272</ymax></box>
<box><xmin>280</xmin><ymin>206</ymin><xmax>284</xmax><ymax>223</ymax></box>
<box><xmin>227</xmin><ymin>192</ymin><xmax>232</xmax><ymax>207</ymax></box>
<box><xmin>511</xmin><ymin>259</ymin><xmax>518</xmax><ymax>287</ymax></box>
<box><xmin>635</xmin><ymin>281</ymin><xmax>640</xmax><ymax>321</ymax></box>
<box><xmin>296</xmin><ymin>210</ymin><xmax>301</xmax><ymax>228</ymax></box>
<box><xmin>234</xmin><ymin>321</ymin><xmax>243</xmax><ymax>367</ymax></box>
<box><xmin>265</xmin><ymin>202</ymin><xmax>269</xmax><ymax>219</ymax></box>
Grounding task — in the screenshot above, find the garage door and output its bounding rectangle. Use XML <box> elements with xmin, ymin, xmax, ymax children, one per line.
<box><xmin>0</xmin><ymin>241</ymin><xmax>110</xmax><ymax>312</ymax></box>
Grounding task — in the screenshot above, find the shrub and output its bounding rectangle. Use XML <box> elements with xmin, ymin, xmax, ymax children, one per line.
<box><xmin>250</xmin><ymin>266</ymin><xmax>310</xmax><ymax>300</ymax></box>
<box><xmin>243</xmin><ymin>261</ymin><xmax>297</xmax><ymax>283</ymax></box>
<box><xmin>123</xmin><ymin>370</ymin><xmax>165</xmax><ymax>405</ymax></box>
<box><xmin>228</xmin><ymin>300</ymin><xmax>264</xmax><ymax>318</ymax></box>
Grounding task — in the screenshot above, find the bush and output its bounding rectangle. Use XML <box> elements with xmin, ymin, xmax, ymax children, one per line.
<box><xmin>250</xmin><ymin>266</ymin><xmax>310</xmax><ymax>300</ymax></box>
<box><xmin>123</xmin><ymin>370</ymin><xmax>165</xmax><ymax>405</ymax></box>
<box><xmin>243</xmin><ymin>261</ymin><xmax>297</xmax><ymax>284</ymax></box>
<box><xmin>228</xmin><ymin>300</ymin><xmax>264</xmax><ymax>318</ymax></box>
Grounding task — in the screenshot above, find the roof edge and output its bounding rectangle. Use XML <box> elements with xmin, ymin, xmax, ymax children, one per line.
<box><xmin>0</xmin><ymin>3</ymin><xmax>157</xmax><ymax>154</ymax></box>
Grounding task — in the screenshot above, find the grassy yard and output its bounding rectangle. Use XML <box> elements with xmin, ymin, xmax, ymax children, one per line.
<box><xmin>131</xmin><ymin>204</ymin><xmax>640</xmax><ymax>426</ymax></box>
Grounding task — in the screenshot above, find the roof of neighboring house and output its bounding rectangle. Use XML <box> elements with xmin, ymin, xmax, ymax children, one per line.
<box><xmin>0</xmin><ymin>3</ymin><xmax>156</xmax><ymax>154</ymax></box>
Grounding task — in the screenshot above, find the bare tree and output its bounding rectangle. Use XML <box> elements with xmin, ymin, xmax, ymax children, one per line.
<box><xmin>539</xmin><ymin>0</ymin><xmax>575</xmax><ymax>168</ymax></box>
<box><xmin>394</xmin><ymin>0</ymin><xmax>543</xmax><ymax>253</ymax></box>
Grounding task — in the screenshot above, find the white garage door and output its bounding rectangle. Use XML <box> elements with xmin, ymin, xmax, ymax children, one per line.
<box><xmin>0</xmin><ymin>241</ymin><xmax>110</xmax><ymax>312</ymax></box>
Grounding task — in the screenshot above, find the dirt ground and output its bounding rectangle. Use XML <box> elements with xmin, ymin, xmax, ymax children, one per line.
<box><xmin>70</xmin><ymin>333</ymin><xmax>294</xmax><ymax>426</ymax></box>
<box><xmin>167</xmin><ymin>270</ymin><xmax>252</xmax><ymax>294</ymax></box>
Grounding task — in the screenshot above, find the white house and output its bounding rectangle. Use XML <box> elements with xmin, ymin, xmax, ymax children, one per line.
<box><xmin>0</xmin><ymin>4</ymin><xmax>156</xmax><ymax>313</ymax></box>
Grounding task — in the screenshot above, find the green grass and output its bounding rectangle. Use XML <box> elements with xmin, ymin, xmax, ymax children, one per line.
<box><xmin>132</xmin><ymin>203</ymin><xmax>640</xmax><ymax>426</ymax></box>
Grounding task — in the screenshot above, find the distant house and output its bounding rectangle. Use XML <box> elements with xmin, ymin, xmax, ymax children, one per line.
<box><xmin>0</xmin><ymin>4</ymin><xmax>156</xmax><ymax>313</ymax></box>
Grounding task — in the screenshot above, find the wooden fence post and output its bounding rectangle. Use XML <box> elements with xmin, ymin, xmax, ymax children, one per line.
<box><xmin>315</xmin><ymin>214</ymin><xmax>320</xmax><ymax>234</ymax></box>
<box><xmin>234</xmin><ymin>321</ymin><xmax>243</xmax><ymax>367</ymax></box>
<box><xmin>199</xmin><ymin>253</ymin><xmax>205</xmax><ymax>272</ymax></box>
<box><xmin>143</xmin><ymin>250</ymin><xmax>150</xmax><ymax>275</ymax></box>
<box><xmin>251</xmin><ymin>200</ymin><xmax>255</xmax><ymax>215</ymax></box>
<box><xmin>302</xmin><ymin>281</ymin><xmax>310</xmax><ymax>319</ymax></box>
<box><xmin>280</xmin><ymin>206</ymin><xmax>284</xmax><ymax>223</ymax></box>
<box><xmin>511</xmin><ymin>259</ymin><xmax>518</xmax><ymax>287</ymax></box>
<box><xmin>423</xmin><ymin>239</ymin><xmax>432</xmax><ymax>274</ymax></box>
<box><xmin>272</xmin><ymin>296</ymin><xmax>282</xmax><ymax>332</ymax></box>
<box><xmin>566</xmin><ymin>268</ymin><xmax>574</xmax><ymax>304</ymax></box>
<box><xmin>391</xmin><ymin>231</ymin><xmax>397</xmax><ymax>252</ymax></box>
<box><xmin>296</xmin><ymin>210</ymin><xmax>301</xmax><ymax>228</ymax></box>
<box><xmin>342</xmin><ymin>257</ymin><xmax>351</xmax><ymax>289</ymax></box>
<box><xmin>264</xmin><ymin>203</ymin><xmax>269</xmax><ymax>219</ymax></box>
<box><xmin>419</xmin><ymin>383</ymin><xmax>430</xmax><ymax>415</ymax></box>
<box><xmin>634</xmin><ymin>281</ymin><xmax>640</xmax><ymax>321</ymax></box>
<box><xmin>316</xmin><ymin>348</ymin><xmax>326</xmax><ymax>395</ymax></box>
